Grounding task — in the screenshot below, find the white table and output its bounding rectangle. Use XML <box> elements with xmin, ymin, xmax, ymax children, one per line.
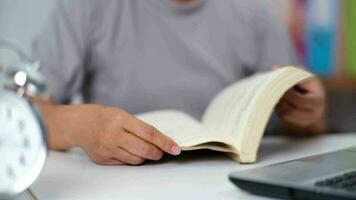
<box><xmin>30</xmin><ymin>133</ymin><xmax>356</xmax><ymax>200</ymax></box>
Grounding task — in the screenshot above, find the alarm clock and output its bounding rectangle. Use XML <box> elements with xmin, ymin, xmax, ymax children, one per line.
<box><xmin>0</xmin><ymin>40</ymin><xmax>49</xmax><ymax>197</ymax></box>
<box><xmin>0</xmin><ymin>88</ymin><xmax>47</xmax><ymax>197</ymax></box>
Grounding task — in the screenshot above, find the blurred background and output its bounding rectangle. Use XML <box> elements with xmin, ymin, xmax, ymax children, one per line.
<box><xmin>0</xmin><ymin>0</ymin><xmax>54</xmax><ymax>64</ymax></box>
<box><xmin>273</xmin><ymin>0</ymin><xmax>356</xmax><ymax>133</ymax></box>
<box><xmin>0</xmin><ymin>0</ymin><xmax>355</xmax><ymax>132</ymax></box>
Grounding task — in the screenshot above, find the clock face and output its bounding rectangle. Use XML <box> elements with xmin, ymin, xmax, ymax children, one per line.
<box><xmin>0</xmin><ymin>91</ymin><xmax>47</xmax><ymax>196</ymax></box>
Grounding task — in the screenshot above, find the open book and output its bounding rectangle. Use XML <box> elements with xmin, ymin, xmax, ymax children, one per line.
<box><xmin>137</xmin><ymin>67</ymin><xmax>314</xmax><ymax>163</ymax></box>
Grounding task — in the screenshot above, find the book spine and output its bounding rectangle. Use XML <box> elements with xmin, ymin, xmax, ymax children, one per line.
<box><xmin>305</xmin><ymin>0</ymin><xmax>339</xmax><ymax>76</ymax></box>
<box><xmin>344</xmin><ymin>0</ymin><xmax>356</xmax><ymax>77</ymax></box>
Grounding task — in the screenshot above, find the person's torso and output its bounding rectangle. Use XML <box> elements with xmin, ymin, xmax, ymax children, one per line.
<box><xmin>85</xmin><ymin>0</ymin><xmax>259</xmax><ymax>119</ymax></box>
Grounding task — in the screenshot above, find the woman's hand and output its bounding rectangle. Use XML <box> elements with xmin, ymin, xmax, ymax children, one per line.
<box><xmin>37</xmin><ymin>103</ymin><xmax>181</xmax><ymax>165</ymax></box>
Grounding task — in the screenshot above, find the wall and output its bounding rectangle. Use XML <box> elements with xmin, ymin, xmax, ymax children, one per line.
<box><xmin>0</xmin><ymin>0</ymin><xmax>54</xmax><ymax>65</ymax></box>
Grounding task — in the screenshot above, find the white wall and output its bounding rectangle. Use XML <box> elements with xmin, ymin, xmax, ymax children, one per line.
<box><xmin>0</xmin><ymin>0</ymin><xmax>54</xmax><ymax>65</ymax></box>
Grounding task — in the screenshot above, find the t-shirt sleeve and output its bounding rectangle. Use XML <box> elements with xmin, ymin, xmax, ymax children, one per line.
<box><xmin>252</xmin><ymin>1</ymin><xmax>296</xmax><ymax>73</ymax></box>
<box><xmin>31</xmin><ymin>0</ymin><xmax>91</xmax><ymax>103</ymax></box>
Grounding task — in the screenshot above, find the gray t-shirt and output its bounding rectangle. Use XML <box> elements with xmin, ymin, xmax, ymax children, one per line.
<box><xmin>32</xmin><ymin>0</ymin><xmax>293</xmax><ymax>120</ymax></box>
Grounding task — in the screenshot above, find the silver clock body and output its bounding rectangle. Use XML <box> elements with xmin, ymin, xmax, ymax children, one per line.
<box><xmin>0</xmin><ymin>89</ymin><xmax>47</xmax><ymax>197</ymax></box>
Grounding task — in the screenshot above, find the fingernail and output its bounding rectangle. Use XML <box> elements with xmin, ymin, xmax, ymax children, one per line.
<box><xmin>171</xmin><ymin>145</ymin><xmax>181</xmax><ymax>155</ymax></box>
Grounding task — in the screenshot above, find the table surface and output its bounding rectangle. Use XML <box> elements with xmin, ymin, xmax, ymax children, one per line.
<box><xmin>30</xmin><ymin>133</ymin><xmax>356</xmax><ymax>200</ymax></box>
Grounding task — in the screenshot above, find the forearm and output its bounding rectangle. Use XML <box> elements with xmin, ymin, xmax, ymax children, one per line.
<box><xmin>33</xmin><ymin>99</ymin><xmax>181</xmax><ymax>165</ymax></box>
<box><xmin>34</xmin><ymin>100</ymin><xmax>96</xmax><ymax>150</ymax></box>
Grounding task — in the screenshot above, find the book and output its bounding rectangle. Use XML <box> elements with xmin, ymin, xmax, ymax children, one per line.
<box><xmin>136</xmin><ymin>67</ymin><xmax>314</xmax><ymax>163</ymax></box>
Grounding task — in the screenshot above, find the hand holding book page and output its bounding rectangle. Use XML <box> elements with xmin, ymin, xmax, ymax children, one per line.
<box><xmin>137</xmin><ymin>67</ymin><xmax>314</xmax><ymax>163</ymax></box>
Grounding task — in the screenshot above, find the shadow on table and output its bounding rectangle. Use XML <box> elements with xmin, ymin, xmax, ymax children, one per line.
<box><xmin>146</xmin><ymin>150</ymin><xmax>231</xmax><ymax>165</ymax></box>
<box><xmin>146</xmin><ymin>136</ymin><xmax>318</xmax><ymax>166</ymax></box>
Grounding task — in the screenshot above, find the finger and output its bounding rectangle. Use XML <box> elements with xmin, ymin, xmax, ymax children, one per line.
<box><xmin>89</xmin><ymin>152</ymin><xmax>126</xmax><ymax>166</ymax></box>
<box><xmin>111</xmin><ymin>147</ymin><xmax>146</xmax><ymax>165</ymax></box>
<box><xmin>295</xmin><ymin>77</ymin><xmax>323</xmax><ymax>94</ymax></box>
<box><xmin>294</xmin><ymin>80</ymin><xmax>313</xmax><ymax>94</ymax></box>
<box><xmin>101</xmin><ymin>159</ymin><xmax>126</xmax><ymax>166</ymax></box>
<box><xmin>122</xmin><ymin>113</ymin><xmax>181</xmax><ymax>155</ymax></box>
<box><xmin>118</xmin><ymin>131</ymin><xmax>164</xmax><ymax>161</ymax></box>
<box><xmin>282</xmin><ymin>90</ymin><xmax>314</xmax><ymax>110</ymax></box>
<box><xmin>276</xmin><ymin>101</ymin><xmax>315</xmax><ymax>127</ymax></box>
<box><xmin>276</xmin><ymin>100</ymin><xmax>294</xmax><ymax>118</ymax></box>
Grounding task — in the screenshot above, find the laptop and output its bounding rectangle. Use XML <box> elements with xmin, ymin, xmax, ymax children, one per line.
<box><xmin>229</xmin><ymin>146</ymin><xmax>356</xmax><ymax>200</ymax></box>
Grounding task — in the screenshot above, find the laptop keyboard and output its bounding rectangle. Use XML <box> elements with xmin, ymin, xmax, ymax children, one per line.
<box><xmin>315</xmin><ymin>171</ymin><xmax>356</xmax><ymax>191</ymax></box>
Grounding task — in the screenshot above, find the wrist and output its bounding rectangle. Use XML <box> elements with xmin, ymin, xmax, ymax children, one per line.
<box><xmin>35</xmin><ymin>102</ymin><xmax>83</xmax><ymax>150</ymax></box>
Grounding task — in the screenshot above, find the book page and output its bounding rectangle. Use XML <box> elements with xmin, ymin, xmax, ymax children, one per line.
<box><xmin>202</xmin><ymin>70</ymin><xmax>279</xmax><ymax>137</ymax></box>
<box><xmin>136</xmin><ymin>110</ymin><xmax>229</xmax><ymax>149</ymax></box>
<box><xmin>202</xmin><ymin>67</ymin><xmax>314</xmax><ymax>163</ymax></box>
<box><xmin>236</xmin><ymin>68</ymin><xmax>313</xmax><ymax>159</ymax></box>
